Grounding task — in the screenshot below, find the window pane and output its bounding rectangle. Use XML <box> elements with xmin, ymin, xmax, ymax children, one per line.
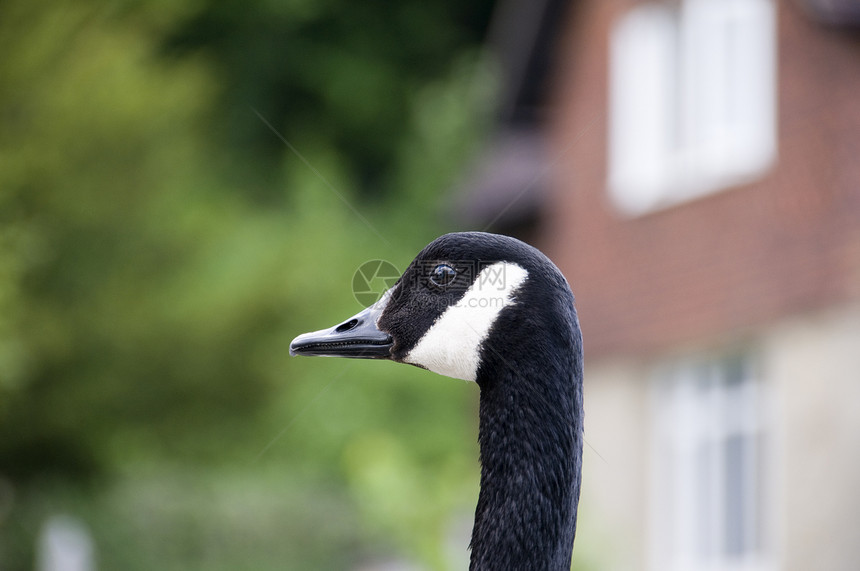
<box><xmin>608</xmin><ymin>4</ymin><xmax>677</xmax><ymax>212</ymax></box>
<box><xmin>723</xmin><ymin>353</ymin><xmax>747</xmax><ymax>389</ymax></box>
<box><xmin>653</xmin><ymin>350</ymin><xmax>767</xmax><ymax>569</ymax></box>
<box><xmin>695</xmin><ymin>441</ymin><xmax>714</xmax><ymax>559</ymax></box>
<box><xmin>724</xmin><ymin>433</ymin><xmax>747</xmax><ymax>557</ymax></box>
<box><xmin>608</xmin><ymin>0</ymin><xmax>775</xmax><ymax>215</ymax></box>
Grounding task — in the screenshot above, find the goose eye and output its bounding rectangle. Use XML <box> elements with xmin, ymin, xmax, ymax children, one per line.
<box><xmin>429</xmin><ymin>264</ymin><xmax>457</xmax><ymax>287</ymax></box>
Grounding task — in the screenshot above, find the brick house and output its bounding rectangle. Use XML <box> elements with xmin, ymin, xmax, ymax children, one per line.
<box><xmin>458</xmin><ymin>1</ymin><xmax>860</xmax><ymax>570</ymax></box>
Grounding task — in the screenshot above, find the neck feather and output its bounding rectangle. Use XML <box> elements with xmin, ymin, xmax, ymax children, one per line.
<box><xmin>468</xmin><ymin>325</ymin><xmax>583</xmax><ymax>571</ymax></box>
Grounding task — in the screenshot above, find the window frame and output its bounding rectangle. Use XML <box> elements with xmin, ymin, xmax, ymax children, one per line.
<box><xmin>608</xmin><ymin>0</ymin><xmax>777</xmax><ymax>216</ymax></box>
<box><xmin>649</xmin><ymin>351</ymin><xmax>774</xmax><ymax>571</ymax></box>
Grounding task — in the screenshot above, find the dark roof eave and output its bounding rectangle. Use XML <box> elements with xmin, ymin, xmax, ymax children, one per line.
<box><xmin>799</xmin><ymin>0</ymin><xmax>860</xmax><ymax>26</ymax></box>
<box><xmin>450</xmin><ymin>128</ymin><xmax>548</xmax><ymax>229</ymax></box>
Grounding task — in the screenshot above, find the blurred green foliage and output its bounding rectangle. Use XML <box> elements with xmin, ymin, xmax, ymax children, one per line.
<box><xmin>0</xmin><ymin>0</ymin><xmax>498</xmax><ymax>568</ymax></box>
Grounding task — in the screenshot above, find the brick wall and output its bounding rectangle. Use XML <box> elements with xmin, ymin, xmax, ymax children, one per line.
<box><xmin>540</xmin><ymin>0</ymin><xmax>860</xmax><ymax>359</ymax></box>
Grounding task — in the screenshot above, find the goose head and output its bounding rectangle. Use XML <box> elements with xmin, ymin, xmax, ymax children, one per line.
<box><xmin>290</xmin><ymin>232</ymin><xmax>572</xmax><ymax>382</ymax></box>
<box><xmin>290</xmin><ymin>231</ymin><xmax>583</xmax><ymax>569</ymax></box>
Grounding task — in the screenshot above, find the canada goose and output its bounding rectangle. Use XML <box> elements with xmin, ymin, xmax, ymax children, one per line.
<box><xmin>290</xmin><ymin>232</ymin><xmax>583</xmax><ymax>570</ymax></box>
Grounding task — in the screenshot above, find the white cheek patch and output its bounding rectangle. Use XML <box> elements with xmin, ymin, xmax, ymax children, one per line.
<box><xmin>404</xmin><ymin>262</ymin><xmax>528</xmax><ymax>382</ymax></box>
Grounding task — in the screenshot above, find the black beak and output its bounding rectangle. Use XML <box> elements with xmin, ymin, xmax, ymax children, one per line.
<box><xmin>289</xmin><ymin>302</ymin><xmax>393</xmax><ymax>359</ymax></box>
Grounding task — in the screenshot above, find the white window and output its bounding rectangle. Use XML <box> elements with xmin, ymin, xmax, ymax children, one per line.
<box><xmin>608</xmin><ymin>0</ymin><xmax>776</xmax><ymax>215</ymax></box>
<box><xmin>650</xmin><ymin>352</ymin><xmax>772</xmax><ymax>571</ymax></box>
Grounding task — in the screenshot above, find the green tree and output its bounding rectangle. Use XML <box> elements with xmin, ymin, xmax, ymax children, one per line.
<box><xmin>0</xmin><ymin>0</ymin><xmax>497</xmax><ymax>568</ymax></box>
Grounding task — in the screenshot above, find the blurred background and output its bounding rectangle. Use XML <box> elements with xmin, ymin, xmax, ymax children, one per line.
<box><xmin>0</xmin><ymin>0</ymin><xmax>496</xmax><ymax>569</ymax></box>
<box><xmin>2</xmin><ymin>0</ymin><xmax>860</xmax><ymax>570</ymax></box>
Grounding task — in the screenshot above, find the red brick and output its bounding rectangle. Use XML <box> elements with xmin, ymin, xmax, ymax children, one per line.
<box><xmin>540</xmin><ymin>0</ymin><xmax>860</xmax><ymax>359</ymax></box>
